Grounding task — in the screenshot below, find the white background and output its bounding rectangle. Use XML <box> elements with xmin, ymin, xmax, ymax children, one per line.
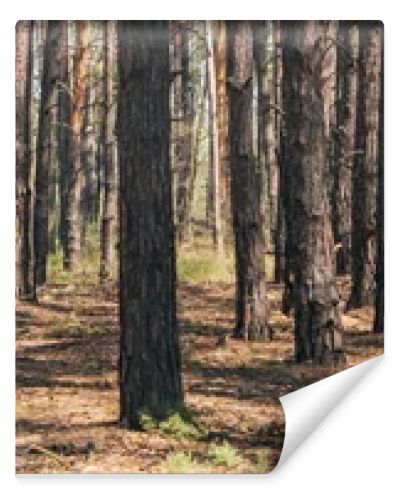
<box><xmin>1</xmin><ymin>1</ymin><xmax>399</xmax><ymax>498</ymax></box>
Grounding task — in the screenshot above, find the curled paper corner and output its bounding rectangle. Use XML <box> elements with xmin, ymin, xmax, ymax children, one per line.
<box><xmin>272</xmin><ymin>354</ymin><xmax>384</xmax><ymax>473</ymax></box>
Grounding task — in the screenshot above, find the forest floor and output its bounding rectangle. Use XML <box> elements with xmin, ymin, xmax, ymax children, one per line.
<box><xmin>16</xmin><ymin>270</ymin><xmax>383</xmax><ymax>474</ymax></box>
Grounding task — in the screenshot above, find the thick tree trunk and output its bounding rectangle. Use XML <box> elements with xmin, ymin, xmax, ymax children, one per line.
<box><xmin>288</xmin><ymin>21</ymin><xmax>343</xmax><ymax>364</ymax></box>
<box><xmin>118</xmin><ymin>21</ymin><xmax>183</xmax><ymax>428</ymax></box>
<box><xmin>34</xmin><ymin>21</ymin><xmax>60</xmax><ymax>285</ymax></box>
<box><xmin>280</xmin><ymin>22</ymin><xmax>297</xmax><ymax>313</ymax></box>
<box><xmin>100</xmin><ymin>21</ymin><xmax>117</xmax><ymax>282</ymax></box>
<box><xmin>227</xmin><ymin>21</ymin><xmax>271</xmax><ymax>341</ymax></box>
<box><xmin>348</xmin><ymin>22</ymin><xmax>382</xmax><ymax>308</ymax></box>
<box><xmin>64</xmin><ymin>20</ymin><xmax>89</xmax><ymax>270</ymax></box>
<box><xmin>374</xmin><ymin>24</ymin><xmax>384</xmax><ymax>333</ymax></box>
<box><xmin>334</xmin><ymin>22</ymin><xmax>359</xmax><ymax>275</ymax></box>
<box><xmin>16</xmin><ymin>21</ymin><xmax>35</xmax><ymax>300</ymax></box>
<box><xmin>58</xmin><ymin>21</ymin><xmax>71</xmax><ymax>260</ymax></box>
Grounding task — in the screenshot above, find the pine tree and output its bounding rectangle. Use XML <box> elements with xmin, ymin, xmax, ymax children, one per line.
<box><xmin>285</xmin><ymin>21</ymin><xmax>343</xmax><ymax>363</ymax></box>
<box><xmin>118</xmin><ymin>21</ymin><xmax>183</xmax><ymax>427</ymax></box>
<box><xmin>16</xmin><ymin>21</ymin><xmax>35</xmax><ymax>300</ymax></box>
<box><xmin>227</xmin><ymin>21</ymin><xmax>271</xmax><ymax>341</ymax></box>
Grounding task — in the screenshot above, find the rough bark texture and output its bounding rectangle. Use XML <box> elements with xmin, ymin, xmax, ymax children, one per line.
<box><xmin>227</xmin><ymin>21</ymin><xmax>270</xmax><ymax>341</ymax></box>
<box><xmin>206</xmin><ymin>21</ymin><xmax>223</xmax><ymax>254</ymax></box>
<box><xmin>172</xmin><ymin>22</ymin><xmax>194</xmax><ymax>245</ymax></box>
<box><xmin>118</xmin><ymin>21</ymin><xmax>183</xmax><ymax>428</ymax></box>
<box><xmin>274</xmin><ymin>21</ymin><xmax>286</xmax><ymax>283</ymax></box>
<box><xmin>81</xmin><ymin>48</ymin><xmax>98</xmax><ymax>231</ymax></box>
<box><xmin>34</xmin><ymin>21</ymin><xmax>60</xmax><ymax>285</ymax></box>
<box><xmin>323</xmin><ymin>21</ymin><xmax>338</xmax><ymax>218</ymax></box>
<box><xmin>100</xmin><ymin>21</ymin><xmax>117</xmax><ymax>282</ymax></box>
<box><xmin>374</xmin><ymin>24</ymin><xmax>384</xmax><ymax>333</ymax></box>
<box><xmin>214</xmin><ymin>20</ymin><xmax>230</xmax><ymax>244</ymax></box>
<box><xmin>58</xmin><ymin>21</ymin><xmax>71</xmax><ymax>259</ymax></box>
<box><xmin>16</xmin><ymin>21</ymin><xmax>35</xmax><ymax>300</ymax></box>
<box><xmin>280</xmin><ymin>22</ymin><xmax>297</xmax><ymax>313</ymax></box>
<box><xmin>254</xmin><ymin>22</ymin><xmax>278</xmax><ymax>257</ymax></box>
<box><xmin>334</xmin><ymin>22</ymin><xmax>359</xmax><ymax>275</ymax></box>
<box><xmin>287</xmin><ymin>21</ymin><xmax>343</xmax><ymax>364</ymax></box>
<box><xmin>349</xmin><ymin>22</ymin><xmax>381</xmax><ymax>308</ymax></box>
<box><xmin>64</xmin><ymin>21</ymin><xmax>89</xmax><ymax>270</ymax></box>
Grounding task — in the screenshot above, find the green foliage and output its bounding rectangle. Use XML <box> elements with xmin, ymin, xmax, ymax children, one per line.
<box><xmin>178</xmin><ymin>248</ymin><xmax>234</xmax><ymax>284</ymax></box>
<box><xmin>138</xmin><ymin>408</ymin><xmax>205</xmax><ymax>439</ymax></box>
<box><xmin>159</xmin><ymin>412</ymin><xmax>205</xmax><ymax>439</ymax></box>
<box><xmin>251</xmin><ymin>449</ymin><xmax>270</xmax><ymax>473</ymax></box>
<box><xmin>138</xmin><ymin>411</ymin><xmax>158</xmax><ymax>432</ymax></box>
<box><xmin>207</xmin><ymin>441</ymin><xmax>242</xmax><ymax>467</ymax></box>
<box><xmin>161</xmin><ymin>451</ymin><xmax>200</xmax><ymax>473</ymax></box>
<box><xmin>47</xmin><ymin>222</ymin><xmax>107</xmax><ymax>285</ymax></box>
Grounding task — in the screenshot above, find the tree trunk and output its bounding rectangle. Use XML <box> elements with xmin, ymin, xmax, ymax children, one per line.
<box><xmin>348</xmin><ymin>22</ymin><xmax>382</xmax><ymax>308</ymax></box>
<box><xmin>288</xmin><ymin>21</ymin><xmax>343</xmax><ymax>364</ymax></box>
<box><xmin>227</xmin><ymin>21</ymin><xmax>271</xmax><ymax>341</ymax></box>
<box><xmin>274</xmin><ymin>21</ymin><xmax>286</xmax><ymax>283</ymax></box>
<box><xmin>81</xmin><ymin>47</ymin><xmax>98</xmax><ymax>234</ymax></box>
<box><xmin>64</xmin><ymin>20</ymin><xmax>89</xmax><ymax>270</ymax></box>
<box><xmin>16</xmin><ymin>21</ymin><xmax>35</xmax><ymax>300</ymax></box>
<box><xmin>47</xmin><ymin>87</ymin><xmax>59</xmax><ymax>255</ymax></box>
<box><xmin>323</xmin><ymin>21</ymin><xmax>338</xmax><ymax>220</ymax></box>
<box><xmin>58</xmin><ymin>21</ymin><xmax>71</xmax><ymax>260</ymax></box>
<box><xmin>206</xmin><ymin>21</ymin><xmax>223</xmax><ymax>254</ymax></box>
<box><xmin>280</xmin><ymin>22</ymin><xmax>297</xmax><ymax>313</ymax></box>
<box><xmin>374</xmin><ymin>24</ymin><xmax>384</xmax><ymax>333</ymax></box>
<box><xmin>214</xmin><ymin>20</ymin><xmax>230</xmax><ymax>245</ymax></box>
<box><xmin>172</xmin><ymin>22</ymin><xmax>194</xmax><ymax>245</ymax></box>
<box><xmin>334</xmin><ymin>22</ymin><xmax>359</xmax><ymax>275</ymax></box>
<box><xmin>100</xmin><ymin>21</ymin><xmax>117</xmax><ymax>282</ymax></box>
<box><xmin>118</xmin><ymin>21</ymin><xmax>183</xmax><ymax>428</ymax></box>
<box><xmin>34</xmin><ymin>21</ymin><xmax>60</xmax><ymax>285</ymax></box>
<box><xmin>254</xmin><ymin>21</ymin><xmax>278</xmax><ymax>260</ymax></box>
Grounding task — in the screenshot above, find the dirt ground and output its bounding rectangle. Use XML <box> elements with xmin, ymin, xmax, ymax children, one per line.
<box><xmin>16</xmin><ymin>280</ymin><xmax>383</xmax><ymax>473</ymax></box>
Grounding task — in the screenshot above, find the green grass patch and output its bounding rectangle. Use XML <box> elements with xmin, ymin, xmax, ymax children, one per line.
<box><xmin>46</xmin><ymin>223</ymin><xmax>110</xmax><ymax>285</ymax></box>
<box><xmin>138</xmin><ymin>408</ymin><xmax>206</xmax><ymax>440</ymax></box>
<box><xmin>159</xmin><ymin>412</ymin><xmax>205</xmax><ymax>439</ymax></box>
<box><xmin>207</xmin><ymin>441</ymin><xmax>242</xmax><ymax>467</ymax></box>
<box><xmin>177</xmin><ymin>248</ymin><xmax>234</xmax><ymax>284</ymax></box>
<box><xmin>160</xmin><ymin>451</ymin><xmax>201</xmax><ymax>473</ymax></box>
<box><xmin>250</xmin><ymin>449</ymin><xmax>270</xmax><ymax>473</ymax></box>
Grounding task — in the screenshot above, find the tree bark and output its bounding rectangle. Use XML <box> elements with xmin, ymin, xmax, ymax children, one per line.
<box><xmin>227</xmin><ymin>21</ymin><xmax>271</xmax><ymax>341</ymax></box>
<box><xmin>348</xmin><ymin>22</ymin><xmax>382</xmax><ymax>308</ymax></box>
<box><xmin>100</xmin><ymin>21</ymin><xmax>117</xmax><ymax>282</ymax></box>
<box><xmin>274</xmin><ymin>21</ymin><xmax>286</xmax><ymax>283</ymax></box>
<box><xmin>16</xmin><ymin>20</ymin><xmax>35</xmax><ymax>300</ymax></box>
<box><xmin>334</xmin><ymin>22</ymin><xmax>359</xmax><ymax>275</ymax></box>
<box><xmin>287</xmin><ymin>21</ymin><xmax>343</xmax><ymax>364</ymax></box>
<box><xmin>172</xmin><ymin>22</ymin><xmax>194</xmax><ymax>245</ymax></box>
<box><xmin>64</xmin><ymin>20</ymin><xmax>89</xmax><ymax>270</ymax></box>
<box><xmin>374</xmin><ymin>24</ymin><xmax>384</xmax><ymax>333</ymax></box>
<box><xmin>214</xmin><ymin>20</ymin><xmax>230</xmax><ymax>245</ymax></box>
<box><xmin>206</xmin><ymin>21</ymin><xmax>223</xmax><ymax>254</ymax></box>
<box><xmin>118</xmin><ymin>21</ymin><xmax>183</xmax><ymax>428</ymax></box>
<box><xmin>58</xmin><ymin>21</ymin><xmax>71</xmax><ymax>260</ymax></box>
<box><xmin>34</xmin><ymin>21</ymin><xmax>61</xmax><ymax>285</ymax></box>
<box><xmin>280</xmin><ymin>22</ymin><xmax>297</xmax><ymax>313</ymax></box>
